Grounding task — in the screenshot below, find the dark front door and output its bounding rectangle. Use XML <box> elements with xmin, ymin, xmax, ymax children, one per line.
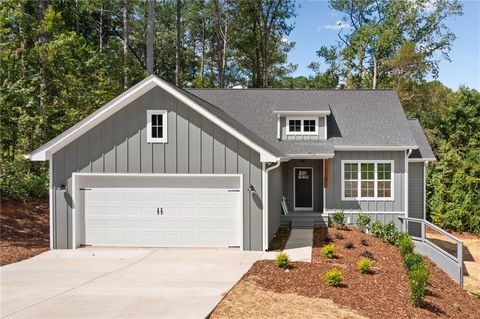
<box><xmin>294</xmin><ymin>168</ymin><xmax>313</xmax><ymax>210</ymax></box>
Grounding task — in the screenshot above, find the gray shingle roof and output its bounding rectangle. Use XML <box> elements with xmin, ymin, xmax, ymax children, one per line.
<box><xmin>407</xmin><ymin>119</ymin><xmax>436</xmax><ymax>160</ymax></box>
<box><xmin>186</xmin><ymin>88</ymin><xmax>419</xmax><ymax>156</ymax></box>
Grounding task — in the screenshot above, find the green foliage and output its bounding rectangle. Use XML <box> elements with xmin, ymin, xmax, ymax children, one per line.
<box><xmin>0</xmin><ymin>158</ymin><xmax>48</xmax><ymax>200</ymax></box>
<box><xmin>331</xmin><ymin>211</ymin><xmax>345</xmax><ymax>228</ymax></box>
<box><xmin>427</xmin><ymin>88</ymin><xmax>480</xmax><ymax>234</ymax></box>
<box><xmin>275</xmin><ymin>252</ymin><xmax>290</xmax><ymax>269</ymax></box>
<box><xmin>357</xmin><ymin>214</ymin><xmax>371</xmax><ymax>232</ymax></box>
<box><xmin>356</xmin><ymin>257</ymin><xmax>373</xmax><ymax>274</ymax></box>
<box><xmin>409</xmin><ymin>262</ymin><xmax>429</xmax><ymax>306</ymax></box>
<box><xmin>324</xmin><ymin>268</ymin><xmax>342</xmax><ymax>286</ymax></box>
<box><xmin>403</xmin><ymin>253</ymin><xmax>424</xmax><ymax>272</ymax></box>
<box><xmin>370</xmin><ymin>221</ymin><xmax>399</xmax><ymax>244</ymax></box>
<box><xmin>370</xmin><ymin>221</ymin><xmax>384</xmax><ymax>238</ymax></box>
<box><xmin>396</xmin><ymin>233</ymin><xmax>415</xmax><ymax>256</ymax></box>
<box><xmin>321</xmin><ymin>244</ymin><xmax>336</xmax><ymax>259</ymax></box>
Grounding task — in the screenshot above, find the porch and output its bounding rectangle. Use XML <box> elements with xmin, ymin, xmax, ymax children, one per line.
<box><xmin>268</xmin><ymin>158</ymin><xmax>328</xmax><ymax>231</ymax></box>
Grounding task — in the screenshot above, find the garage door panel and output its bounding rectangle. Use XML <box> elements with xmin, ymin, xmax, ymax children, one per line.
<box><xmin>84</xmin><ymin>184</ymin><xmax>241</xmax><ymax>248</ymax></box>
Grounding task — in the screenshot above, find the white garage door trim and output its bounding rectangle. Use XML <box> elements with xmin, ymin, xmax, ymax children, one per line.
<box><xmin>72</xmin><ymin>173</ymin><xmax>243</xmax><ymax>250</ymax></box>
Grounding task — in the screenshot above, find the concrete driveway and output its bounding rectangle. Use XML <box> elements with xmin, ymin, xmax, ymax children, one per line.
<box><xmin>1</xmin><ymin>248</ymin><xmax>262</xmax><ymax>319</ymax></box>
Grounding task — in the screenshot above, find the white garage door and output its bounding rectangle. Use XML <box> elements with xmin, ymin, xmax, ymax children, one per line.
<box><xmin>84</xmin><ymin>187</ymin><xmax>242</xmax><ymax>248</ymax></box>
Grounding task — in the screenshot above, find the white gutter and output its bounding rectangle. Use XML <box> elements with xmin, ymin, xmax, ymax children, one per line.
<box><xmin>335</xmin><ymin>145</ymin><xmax>419</xmax><ymax>151</ymax></box>
<box><xmin>273</xmin><ymin>110</ymin><xmax>331</xmax><ymax>116</ymax></box>
<box><xmin>262</xmin><ymin>161</ymin><xmax>281</xmax><ymax>251</ymax></box>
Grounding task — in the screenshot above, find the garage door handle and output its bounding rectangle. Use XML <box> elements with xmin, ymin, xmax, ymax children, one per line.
<box><xmin>157</xmin><ymin>207</ymin><xmax>163</xmax><ymax>215</ymax></box>
<box><xmin>157</xmin><ymin>207</ymin><xmax>160</xmax><ymax>215</ymax></box>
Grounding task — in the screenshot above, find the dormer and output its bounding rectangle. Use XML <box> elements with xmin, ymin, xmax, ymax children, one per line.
<box><xmin>274</xmin><ymin>111</ymin><xmax>330</xmax><ymax>141</ymax></box>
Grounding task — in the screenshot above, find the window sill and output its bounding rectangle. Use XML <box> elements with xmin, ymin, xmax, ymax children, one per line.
<box><xmin>147</xmin><ymin>139</ymin><xmax>168</xmax><ymax>143</ymax></box>
<box><xmin>341</xmin><ymin>197</ymin><xmax>395</xmax><ymax>202</ymax></box>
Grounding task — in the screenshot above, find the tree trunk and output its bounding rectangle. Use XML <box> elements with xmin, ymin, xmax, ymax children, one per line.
<box><xmin>38</xmin><ymin>0</ymin><xmax>48</xmax><ymax>143</ymax></box>
<box><xmin>200</xmin><ymin>13</ymin><xmax>205</xmax><ymax>82</ymax></box>
<box><xmin>99</xmin><ymin>4</ymin><xmax>104</xmax><ymax>52</ymax></box>
<box><xmin>123</xmin><ymin>0</ymin><xmax>129</xmax><ymax>90</ymax></box>
<box><xmin>175</xmin><ymin>0</ymin><xmax>182</xmax><ymax>87</ymax></box>
<box><xmin>372</xmin><ymin>54</ymin><xmax>377</xmax><ymax>89</ymax></box>
<box><xmin>75</xmin><ymin>0</ymin><xmax>80</xmax><ymax>34</ymax></box>
<box><xmin>146</xmin><ymin>0</ymin><xmax>155</xmax><ymax>75</ymax></box>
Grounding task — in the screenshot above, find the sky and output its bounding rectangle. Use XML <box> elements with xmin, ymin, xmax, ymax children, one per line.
<box><xmin>286</xmin><ymin>0</ymin><xmax>480</xmax><ymax>90</ymax></box>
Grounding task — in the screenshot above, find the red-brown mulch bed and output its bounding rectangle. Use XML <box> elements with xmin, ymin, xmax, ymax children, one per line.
<box><xmin>0</xmin><ymin>199</ymin><xmax>50</xmax><ymax>266</ymax></box>
<box><xmin>268</xmin><ymin>227</ymin><xmax>291</xmax><ymax>251</ymax></box>
<box><xmin>244</xmin><ymin>227</ymin><xmax>480</xmax><ymax>319</ymax></box>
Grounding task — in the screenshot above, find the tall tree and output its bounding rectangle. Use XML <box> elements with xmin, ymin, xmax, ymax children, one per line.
<box><xmin>235</xmin><ymin>0</ymin><xmax>296</xmax><ymax>87</ymax></box>
<box><xmin>146</xmin><ymin>0</ymin><xmax>155</xmax><ymax>75</ymax></box>
<box><xmin>123</xmin><ymin>0</ymin><xmax>130</xmax><ymax>89</ymax></box>
<box><xmin>317</xmin><ymin>0</ymin><xmax>462</xmax><ymax>89</ymax></box>
<box><xmin>175</xmin><ymin>0</ymin><xmax>182</xmax><ymax>86</ymax></box>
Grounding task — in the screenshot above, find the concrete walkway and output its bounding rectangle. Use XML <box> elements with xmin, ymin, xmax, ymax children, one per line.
<box><xmin>283</xmin><ymin>228</ymin><xmax>314</xmax><ymax>262</ymax></box>
<box><xmin>1</xmin><ymin>248</ymin><xmax>261</xmax><ymax>319</ymax></box>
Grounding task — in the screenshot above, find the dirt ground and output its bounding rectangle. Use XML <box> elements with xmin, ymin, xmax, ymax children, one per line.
<box><xmin>211</xmin><ymin>227</ymin><xmax>480</xmax><ymax>319</ymax></box>
<box><xmin>0</xmin><ymin>199</ymin><xmax>49</xmax><ymax>266</ymax></box>
<box><xmin>426</xmin><ymin>229</ymin><xmax>480</xmax><ymax>297</ymax></box>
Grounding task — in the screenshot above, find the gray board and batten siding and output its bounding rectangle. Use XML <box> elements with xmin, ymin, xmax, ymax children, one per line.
<box><xmin>52</xmin><ymin>86</ymin><xmax>264</xmax><ymax>250</ymax></box>
<box><xmin>325</xmin><ymin>151</ymin><xmax>406</xmax><ymax>230</ymax></box>
<box><xmin>408</xmin><ymin>162</ymin><xmax>425</xmax><ymax>236</ymax></box>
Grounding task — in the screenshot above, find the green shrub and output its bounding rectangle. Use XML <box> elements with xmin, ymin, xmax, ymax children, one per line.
<box><xmin>275</xmin><ymin>252</ymin><xmax>290</xmax><ymax>269</ymax></box>
<box><xmin>331</xmin><ymin>211</ymin><xmax>345</xmax><ymax>228</ymax></box>
<box><xmin>321</xmin><ymin>244</ymin><xmax>336</xmax><ymax>258</ymax></box>
<box><xmin>1</xmin><ymin>159</ymin><xmax>48</xmax><ymax>200</ymax></box>
<box><xmin>382</xmin><ymin>222</ymin><xmax>399</xmax><ymax>244</ymax></box>
<box><xmin>356</xmin><ymin>257</ymin><xmax>373</xmax><ymax>274</ymax></box>
<box><xmin>324</xmin><ymin>268</ymin><xmax>342</xmax><ymax>286</ymax></box>
<box><xmin>357</xmin><ymin>214</ymin><xmax>371</xmax><ymax>232</ymax></box>
<box><xmin>396</xmin><ymin>233</ymin><xmax>415</xmax><ymax>256</ymax></box>
<box><xmin>370</xmin><ymin>221</ymin><xmax>384</xmax><ymax>238</ymax></box>
<box><xmin>25</xmin><ymin>173</ymin><xmax>49</xmax><ymax>198</ymax></box>
<box><xmin>403</xmin><ymin>253</ymin><xmax>424</xmax><ymax>272</ymax></box>
<box><xmin>409</xmin><ymin>262</ymin><xmax>429</xmax><ymax>306</ymax></box>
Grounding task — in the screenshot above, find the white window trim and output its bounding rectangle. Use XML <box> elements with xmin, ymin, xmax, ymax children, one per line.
<box><xmin>341</xmin><ymin>160</ymin><xmax>394</xmax><ymax>201</ymax></box>
<box><xmin>147</xmin><ymin>110</ymin><xmax>168</xmax><ymax>143</ymax></box>
<box><xmin>286</xmin><ymin>117</ymin><xmax>318</xmax><ymax>136</ymax></box>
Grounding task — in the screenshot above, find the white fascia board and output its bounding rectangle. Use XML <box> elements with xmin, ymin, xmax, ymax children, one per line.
<box><xmin>26</xmin><ymin>75</ymin><xmax>279</xmax><ymax>163</ymax></box>
<box><xmin>408</xmin><ymin>158</ymin><xmax>436</xmax><ymax>162</ymax></box>
<box><xmin>273</xmin><ymin>110</ymin><xmax>331</xmax><ymax>116</ymax></box>
<box><xmin>283</xmin><ymin>153</ymin><xmax>335</xmax><ymax>159</ymax></box>
<box><xmin>334</xmin><ymin>145</ymin><xmax>419</xmax><ymax>151</ymax></box>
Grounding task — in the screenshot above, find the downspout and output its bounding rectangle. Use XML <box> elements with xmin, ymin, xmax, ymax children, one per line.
<box><xmin>404</xmin><ymin>149</ymin><xmax>413</xmax><ymax>232</ymax></box>
<box><xmin>263</xmin><ymin>160</ymin><xmax>281</xmax><ymax>251</ymax></box>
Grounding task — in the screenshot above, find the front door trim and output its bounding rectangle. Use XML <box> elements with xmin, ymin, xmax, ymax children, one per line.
<box><xmin>293</xmin><ymin>167</ymin><xmax>314</xmax><ymax>211</ymax></box>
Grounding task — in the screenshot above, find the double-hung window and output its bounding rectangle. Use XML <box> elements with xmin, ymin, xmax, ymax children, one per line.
<box><xmin>147</xmin><ymin>110</ymin><xmax>167</xmax><ymax>143</ymax></box>
<box><xmin>286</xmin><ymin>117</ymin><xmax>318</xmax><ymax>135</ymax></box>
<box><xmin>341</xmin><ymin>161</ymin><xmax>394</xmax><ymax>200</ymax></box>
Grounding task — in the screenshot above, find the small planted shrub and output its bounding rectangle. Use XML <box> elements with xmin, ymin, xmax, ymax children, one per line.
<box><xmin>324</xmin><ymin>268</ymin><xmax>343</xmax><ymax>286</ymax></box>
<box><xmin>409</xmin><ymin>262</ymin><xmax>429</xmax><ymax>306</ymax></box>
<box><xmin>357</xmin><ymin>214</ymin><xmax>371</xmax><ymax>232</ymax></box>
<box><xmin>356</xmin><ymin>257</ymin><xmax>373</xmax><ymax>274</ymax></box>
<box><xmin>344</xmin><ymin>241</ymin><xmax>354</xmax><ymax>249</ymax></box>
<box><xmin>360</xmin><ymin>239</ymin><xmax>369</xmax><ymax>246</ymax></box>
<box><xmin>331</xmin><ymin>211</ymin><xmax>345</xmax><ymax>229</ymax></box>
<box><xmin>370</xmin><ymin>221</ymin><xmax>384</xmax><ymax>238</ymax></box>
<box><xmin>334</xmin><ymin>232</ymin><xmax>344</xmax><ymax>240</ymax></box>
<box><xmin>403</xmin><ymin>253</ymin><xmax>424</xmax><ymax>272</ymax></box>
<box><xmin>360</xmin><ymin>250</ymin><xmax>374</xmax><ymax>260</ymax></box>
<box><xmin>383</xmin><ymin>222</ymin><xmax>399</xmax><ymax>244</ymax></box>
<box><xmin>275</xmin><ymin>252</ymin><xmax>290</xmax><ymax>269</ymax></box>
<box><xmin>321</xmin><ymin>244</ymin><xmax>336</xmax><ymax>258</ymax></box>
<box><xmin>396</xmin><ymin>232</ymin><xmax>415</xmax><ymax>256</ymax></box>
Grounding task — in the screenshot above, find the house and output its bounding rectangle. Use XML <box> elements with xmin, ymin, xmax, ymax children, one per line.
<box><xmin>27</xmin><ymin>75</ymin><xmax>435</xmax><ymax>251</ymax></box>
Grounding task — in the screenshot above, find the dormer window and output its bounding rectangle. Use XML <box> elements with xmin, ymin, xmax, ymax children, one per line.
<box><xmin>286</xmin><ymin>117</ymin><xmax>318</xmax><ymax>135</ymax></box>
